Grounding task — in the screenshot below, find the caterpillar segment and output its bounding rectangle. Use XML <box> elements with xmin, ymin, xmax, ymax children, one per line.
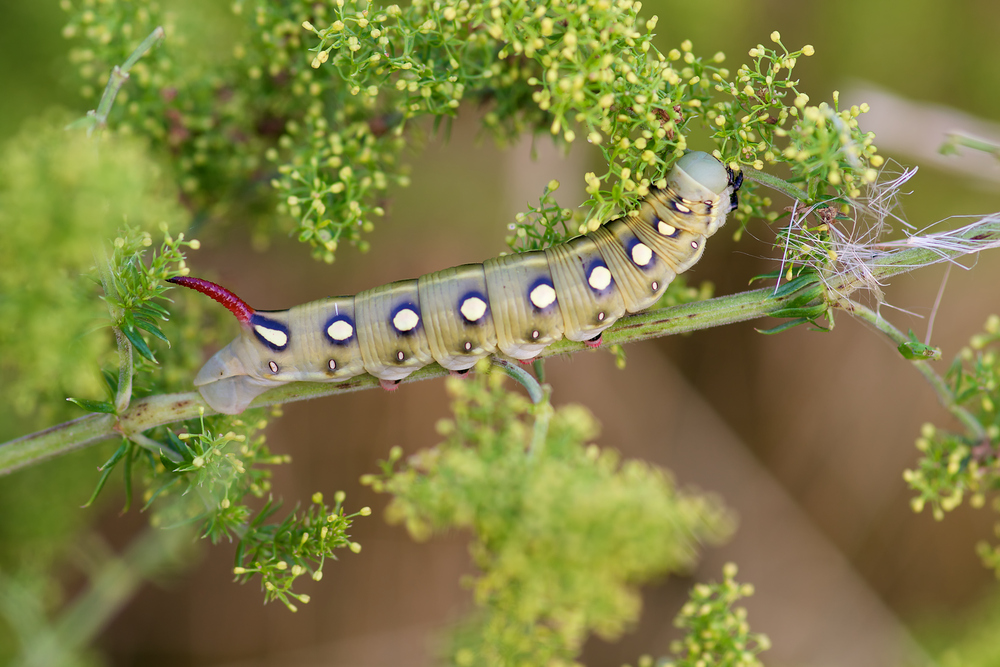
<box><xmin>169</xmin><ymin>150</ymin><xmax>742</xmax><ymax>414</ymax></box>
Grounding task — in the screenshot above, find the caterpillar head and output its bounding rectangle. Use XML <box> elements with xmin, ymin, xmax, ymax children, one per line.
<box><xmin>662</xmin><ymin>151</ymin><xmax>743</xmax><ymax>236</ymax></box>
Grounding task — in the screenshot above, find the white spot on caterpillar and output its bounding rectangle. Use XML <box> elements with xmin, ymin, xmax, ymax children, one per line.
<box><xmin>598</xmin><ymin>312</ymin><xmax>605</xmax><ymax>321</ymax></box>
<box><xmin>529</xmin><ymin>283</ymin><xmax>557</xmax><ymax>309</ymax></box>
<box><xmin>587</xmin><ymin>265</ymin><xmax>612</xmax><ymax>290</ymax></box>
<box><xmin>460</xmin><ymin>296</ymin><xmax>487</xmax><ymax>322</ymax></box>
<box><xmin>464</xmin><ymin>341</ymin><xmax>472</xmax><ymax>351</ymax></box>
<box><xmin>326</xmin><ymin>320</ymin><xmax>354</xmax><ymax>340</ymax></box>
<box><xmin>690</xmin><ymin>240</ymin><xmax>699</xmax><ymax>249</ymax></box>
<box><xmin>657</xmin><ymin>220</ymin><xmax>677</xmax><ymax>236</ymax></box>
<box><xmin>255</xmin><ymin>325</ymin><xmax>288</xmax><ymax>348</ymax></box>
<box><xmin>531</xmin><ymin>330</ymin><xmax>540</xmax><ymax>339</ymax></box>
<box><xmin>674</xmin><ymin>201</ymin><xmax>691</xmax><ymax>213</ymax></box>
<box><xmin>393</xmin><ymin>308</ymin><xmax>420</xmax><ymax>332</ymax></box>
<box><xmin>631</xmin><ymin>243</ymin><xmax>652</xmax><ymax>266</ymax></box>
<box><xmin>651</xmin><ymin>281</ymin><xmax>659</xmax><ymax>291</ymax></box>
<box><xmin>327</xmin><ymin>320</ymin><xmax>353</xmax><ymax>341</ymax></box>
<box><xmin>268</xmin><ymin>361</ymin><xmax>279</xmax><ymax>373</ymax></box>
<box><xmin>328</xmin><ymin>359</ymin><xmax>336</xmax><ymax>370</ymax></box>
<box><xmin>396</xmin><ymin>350</ymin><xmax>405</xmax><ymax>361</ymax></box>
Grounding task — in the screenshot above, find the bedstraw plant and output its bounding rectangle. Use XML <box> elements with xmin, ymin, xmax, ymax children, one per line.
<box><xmin>0</xmin><ymin>0</ymin><xmax>999</xmax><ymax>665</ymax></box>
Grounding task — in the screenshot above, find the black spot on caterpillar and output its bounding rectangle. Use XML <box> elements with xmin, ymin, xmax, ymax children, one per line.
<box><xmin>170</xmin><ymin>151</ymin><xmax>741</xmax><ymax>414</ymax></box>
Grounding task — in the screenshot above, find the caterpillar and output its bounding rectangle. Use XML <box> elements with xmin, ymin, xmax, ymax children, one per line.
<box><xmin>170</xmin><ymin>151</ymin><xmax>742</xmax><ymax>414</ymax></box>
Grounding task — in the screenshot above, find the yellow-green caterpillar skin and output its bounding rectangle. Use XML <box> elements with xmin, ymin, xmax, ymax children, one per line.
<box><xmin>171</xmin><ymin>151</ymin><xmax>740</xmax><ymax>414</ymax></box>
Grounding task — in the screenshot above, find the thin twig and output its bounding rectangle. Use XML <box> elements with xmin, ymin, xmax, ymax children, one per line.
<box><xmin>67</xmin><ymin>27</ymin><xmax>165</xmax><ymax>136</ymax></box>
<box><xmin>491</xmin><ymin>359</ymin><xmax>546</xmax><ymax>405</ymax></box>
<box><xmin>840</xmin><ymin>297</ymin><xmax>988</xmax><ymax>442</ymax></box>
<box><xmin>529</xmin><ymin>393</ymin><xmax>554</xmax><ymax>457</ymax></box>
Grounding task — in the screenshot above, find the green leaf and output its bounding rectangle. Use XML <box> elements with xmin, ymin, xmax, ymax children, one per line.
<box><xmin>138</xmin><ymin>301</ymin><xmax>171</xmax><ymax>319</ymax></box>
<box><xmin>83</xmin><ymin>441</ymin><xmax>128</xmax><ymax>508</ymax></box>
<box><xmin>756</xmin><ymin>318</ymin><xmax>812</xmax><ymax>335</ymax></box>
<box><xmin>66</xmin><ymin>397</ymin><xmax>117</xmax><ymax>414</ymax></box>
<box><xmin>165</xmin><ymin>429</ymin><xmax>192</xmax><ymax>460</ymax></box>
<box><xmin>898</xmin><ymin>330</ymin><xmax>942</xmax><ymax>361</ymax></box>
<box><xmin>122</xmin><ymin>323</ymin><xmax>157</xmax><ymax>363</ymax></box>
<box><xmin>101</xmin><ymin>368</ymin><xmax>118</xmax><ymax>398</ymax></box>
<box><xmin>134</xmin><ymin>318</ymin><xmax>170</xmax><ymax>344</ymax></box>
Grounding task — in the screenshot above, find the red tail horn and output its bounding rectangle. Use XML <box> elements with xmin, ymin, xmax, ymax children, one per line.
<box><xmin>168</xmin><ymin>276</ymin><xmax>255</xmax><ymax>325</ymax></box>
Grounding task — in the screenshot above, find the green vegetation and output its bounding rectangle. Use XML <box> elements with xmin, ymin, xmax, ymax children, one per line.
<box><xmin>1</xmin><ymin>0</ymin><xmax>999</xmax><ymax>665</ymax></box>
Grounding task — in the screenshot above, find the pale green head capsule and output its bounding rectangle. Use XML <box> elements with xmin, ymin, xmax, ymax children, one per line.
<box><xmin>672</xmin><ymin>151</ymin><xmax>731</xmax><ymax>195</ymax></box>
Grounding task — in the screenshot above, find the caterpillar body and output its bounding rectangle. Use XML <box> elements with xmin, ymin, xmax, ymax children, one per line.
<box><xmin>170</xmin><ymin>151</ymin><xmax>742</xmax><ymax>414</ymax></box>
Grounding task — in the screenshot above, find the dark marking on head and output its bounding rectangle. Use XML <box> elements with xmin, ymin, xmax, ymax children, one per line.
<box><xmin>727</xmin><ymin>166</ymin><xmax>744</xmax><ymax>212</ymax></box>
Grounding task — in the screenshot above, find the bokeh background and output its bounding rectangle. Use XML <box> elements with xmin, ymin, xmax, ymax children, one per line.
<box><xmin>2</xmin><ymin>1</ymin><xmax>1000</xmax><ymax>665</ymax></box>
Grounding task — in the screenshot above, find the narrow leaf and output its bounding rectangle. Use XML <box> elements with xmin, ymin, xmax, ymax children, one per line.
<box><xmin>122</xmin><ymin>324</ymin><xmax>157</xmax><ymax>363</ymax></box>
<box><xmin>756</xmin><ymin>318</ymin><xmax>811</xmax><ymax>335</ymax></box>
<box><xmin>83</xmin><ymin>441</ymin><xmax>128</xmax><ymax>508</ymax></box>
<box><xmin>66</xmin><ymin>397</ymin><xmax>117</xmax><ymax>414</ymax></box>
<box><xmin>134</xmin><ymin>318</ymin><xmax>170</xmax><ymax>343</ymax></box>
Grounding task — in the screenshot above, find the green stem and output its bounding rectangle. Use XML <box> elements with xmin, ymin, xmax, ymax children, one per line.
<box><xmin>942</xmin><ymin>132</ymin><xmax>1000</xmax><ymax>160</ymax></box>
<box><xmin>841</xmin><ymin>298</ymin><xmax>988</xmax><ymax>442</ymax></box>
<box><xmin>529</xmin><ymin>392</ymin><xmax>554</xmax><ymax>457</ymax></box>
<box><xmin>5</xmin><ymin>526</ymin><xmax>193</xmax><ymax>666</ymax></box>
<box><xmin>3</xmin><ymin>215</ymin><xmax>1000</xmax><ymax>475</ymax></box>
<box><xmin>67</xmin><ymin>27</ymin><xmax>165</xmax><ymax>136</ymax></box>
<box><xmin>95</xmin><ymin>246</ymin><xmax>132</xmax><ymax>412</ymax></box>
<box><xmin>491</xmin><ymin>359</ymin><xmax>546</xmax><ymax>405</ymax></box>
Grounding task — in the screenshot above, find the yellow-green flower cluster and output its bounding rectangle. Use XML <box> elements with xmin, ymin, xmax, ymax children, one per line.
<box><xmin>63</xmin><ymin>0</ymin><xmax>255</xmax><ymax>197</ymax></box>
<box><xmin>711</xmin><ymin>35</ymin><xmax>883</xmax><ymax>208</ymax></box>
<box><xmin>64</xmin><ymin>0</ymin><xmax>890</xmax><ymax>269</ymax></box>
<box><xmin>231</xmin><ymin>489</ymin><xmax>371</xmax><ymax>611</ymax></box>
<box><xmin>303</xmin><ymin>0</ymin><xmax>733</xmax><ymax>254</ymax></box>
<box><xmin>0</xmin><ymin>120</ymin><xmax>187</xmax><ymax>422</ymax></box>
<box><xmin>902</xmin><ymin>315</ymin><xmax>1000</xmax><ymax>576</ymax></box>
<box><xmin>365</xmin><ymin>367</ymin><xmax>732</xmax><ymax>665</ymax></box>
<box><xmin>663</xmin><ymin>563</ymin><xmax>771</xmax><ymax>667</ymax></box>
<box><xmin>95</xmin><ymin>404</ymin><xmax>370</xmax><ymax>611</ymax></box>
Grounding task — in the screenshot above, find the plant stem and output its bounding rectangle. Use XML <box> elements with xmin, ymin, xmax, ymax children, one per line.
<box><xmin>95</xmin><ymin>246</ymin><xmax>132</xmax><ymax>412</ymax></box>
<box><xmin>3</xmin><ymin>215</ymin><xmax>1000</xmax><ymax>475</ymax></box>
<box><xmin>491</xmin><ymin>359</ymin><xmax>546</xmax><ymax>405</ymax></box>
<box><xmin>5</xmin><ymin>526</ymin><xmax>193</xmax><ymax>666</ymax></box>
<box><xmin>67</xmin><ymin>27</ymin><xmax>165</xmax><ymax>135</ymax></box>
<box><xmin>840</xmin><ymin>298</ymin><xmax>988</xmax><ymax>442</ymax></box>
<box><xmin>529</xmin><ymin>393</ymin><xmax>554</xmax><ymax>457</ymax></box>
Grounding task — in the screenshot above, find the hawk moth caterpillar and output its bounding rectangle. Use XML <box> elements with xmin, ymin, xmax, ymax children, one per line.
<box><xmin>170</xmin><ymin>151</ymin><xmax>742</xmax><ymax>414</ymax></box>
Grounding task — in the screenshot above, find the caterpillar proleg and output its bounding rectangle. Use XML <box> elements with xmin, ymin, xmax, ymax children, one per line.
<box><xmin>170</xmin><ymin>151</ymin><xmax>742</xmax><ymax>414</ymax></box>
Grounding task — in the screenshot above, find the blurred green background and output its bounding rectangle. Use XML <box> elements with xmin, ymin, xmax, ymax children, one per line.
<box><xmin>1</xmin><ymin>1</ymin><xmax>1000</xmax><ymax>666</ymax></box>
